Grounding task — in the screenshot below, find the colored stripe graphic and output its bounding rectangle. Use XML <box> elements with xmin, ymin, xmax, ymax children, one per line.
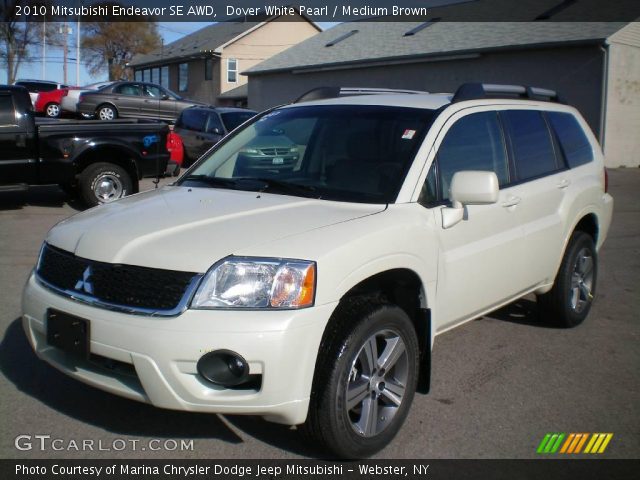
<box><xmin>537</xmin><ymin>433</ymin><xmax>565</xmax><ymax>454</ymax></box>
<box><xmin>584</xmin><ymin>433</ymin><xmax>614</xmax><ymax>454</ymax></box>
<box><xmin>538</xmin><ymin>433</ymin><xmax>613</xmax><ymax>454</ymax></box>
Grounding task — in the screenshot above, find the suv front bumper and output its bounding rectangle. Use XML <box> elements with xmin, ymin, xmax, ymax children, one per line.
<box><xmin>22</xmin><ymin>273</ymin><xmax>335</xmax><ymax>425</ymax></box>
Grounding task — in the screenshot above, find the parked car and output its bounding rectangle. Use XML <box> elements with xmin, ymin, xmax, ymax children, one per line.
<box><xmin>61</xmin><ymin>81</ymin><xmax>114</xmax><ymax>115</ymax></box>
<box><xmin>21</xmin><ymin>83</ymin><xmax>613</xmax><ymax>458</ymax></box>
<box><xmin>174</xmin><ymin>106</ymin><xmax>257</xmax><ymax>167</ymax></box>
<box><xmin>34</xmin><ymin>87</ymin><xmax>72</xmax><ymax>118</ymax></box>
<box><xmin>77</xmin><ymin>81</ymin><xmax>203</xmax><ymax>122</ymax></box>
<box><xmin>0</xmin><ymin>85</ymin><xmax>170</xmax><ymax>206</ymax></box>
<box><xmin>13</xmin><ymin>79</ymin><xmax>68</xmax><ymax>107</ymax></box>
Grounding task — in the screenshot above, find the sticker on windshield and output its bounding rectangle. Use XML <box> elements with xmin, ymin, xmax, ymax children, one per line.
<box><xmin>402</xmin><ymin>129</ymin><xmax>416</xmax><ymax>140</ymax></box>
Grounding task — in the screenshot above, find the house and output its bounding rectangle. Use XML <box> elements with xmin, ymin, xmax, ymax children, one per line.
<box><xmin>129</xmin><ymin>15</ymin><xmax>320</xmax><ymax>107</ymax></box>
<box><xmin>245</xmin><ymin>21</ymin><xmax>640</xmax><ymax>168</ymax></box>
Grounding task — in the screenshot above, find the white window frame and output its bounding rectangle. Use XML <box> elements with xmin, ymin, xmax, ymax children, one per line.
<box><xmin>227</xmin><ymin>58</ymin><xmax>238</xmax><ymax>83</ymax></box>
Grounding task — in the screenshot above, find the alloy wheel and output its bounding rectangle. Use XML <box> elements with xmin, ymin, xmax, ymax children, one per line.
<box><xmin>345</xmin><ymin>329</ymin><xmax>409</xmax><ymax>437</ymax></box>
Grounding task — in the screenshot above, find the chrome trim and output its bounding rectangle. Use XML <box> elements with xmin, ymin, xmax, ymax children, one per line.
<box><xmin>35</xmin><ymin>273</ymin><xmax>204</xmax><ymax>318</ymax></box>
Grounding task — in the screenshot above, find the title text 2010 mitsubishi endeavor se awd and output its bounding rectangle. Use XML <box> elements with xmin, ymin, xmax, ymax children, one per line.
<box><xmin>22</xmin><ymin>84</ymin><xmax>613</xmax><ymax>458</ymax></box>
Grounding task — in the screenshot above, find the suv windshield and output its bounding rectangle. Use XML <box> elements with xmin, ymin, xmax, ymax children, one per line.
<box><xmin>180</xmin><ymin>104</ymin><xmax>435</xmax><ymax>203</ymax></box>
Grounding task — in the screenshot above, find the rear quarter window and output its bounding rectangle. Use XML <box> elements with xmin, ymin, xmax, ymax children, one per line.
<box><xmin>547</xmin><ymin>112</ymin><xmax>594</xmax><ymax>168</ymax></box>
<box><xmin>502</xmin><ymin>110</ymin><xmax>559</xmax><ymax>181</ymax></box>
<box><xmin>177</xmin><ymin>109</ymin><xmax>208</xmax><ymax>132</ymax></box>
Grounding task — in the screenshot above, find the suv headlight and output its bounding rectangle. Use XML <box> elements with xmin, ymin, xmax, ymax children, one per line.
<box><xmin>191</xmin><ymin>257</ymin><xmax>316</xmax><ymax>309</ymax></box>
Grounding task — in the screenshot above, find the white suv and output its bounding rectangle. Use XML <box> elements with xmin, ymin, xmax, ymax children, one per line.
<box><xmin>22</xmin><ymin>84</ymin><xmax>613</xmax><ymax>458</ymax></box>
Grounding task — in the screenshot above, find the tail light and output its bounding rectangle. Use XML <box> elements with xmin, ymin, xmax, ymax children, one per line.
<box><xmin>62</xmin><ymin>89</ymin><xmax>69</xmax><ymax>97</ymax></box>
<box><xmin>604</xmin><ymin>168</ymin><xmax>609</xmax><ymax>194</ymax></box>
<box><xmin>78</xmin><ymin>94</ymin><xmax>85</xmax><ymax>103</ymax></box>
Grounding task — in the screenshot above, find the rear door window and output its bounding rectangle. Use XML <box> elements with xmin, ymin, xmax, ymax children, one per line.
<box><xmin>502</xmin><ymin>110</ymin><xmax>559</xmax><ymax>181</ymax></box>
<box><xmin>114</xmin><ymin>83</ymin><xmax>142</xmax><ymax>96</ymax></box>
<box><xmin>547</xmin><ymin>112</ymin><xmax>594</xmax><ymax>168</ymax></box>
<box><xmin>0</xmin><ymin>95</ymin><xmax>16</xmax><ymax>125</ymax></box>
<box><xmin>435</xmin><ymin>111</ymin><xmax>509</xmax><ymax>200</ymax></box>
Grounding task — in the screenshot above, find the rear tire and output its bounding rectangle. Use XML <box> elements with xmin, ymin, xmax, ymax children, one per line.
<box><xmin>537</xmin><ymin>231</ymin><xmax>597</xmax><ymax>328</ymax></box>
<box><xmin>45</xmin><ymin>103</ymin><xmax>61</xmax><ymax>118</ymax></box>
<box><xmin>79</xmin><ymin>162</ymin><xmax>132</xmax><ymax>207</ymax></box>
<box><xmin>97</xmin><ymin>104</ymin><xmax>117</xmax><ymax>120</ymax></box>
<box><xmin>302</xmin><ymin>298</ymin><xmax>419</xmax><ymax>458</ymax></box>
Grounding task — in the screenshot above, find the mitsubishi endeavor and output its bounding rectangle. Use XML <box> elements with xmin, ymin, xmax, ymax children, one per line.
<box><xmin>22</xmin><ymin>84</ymin><xmax>613</xmax><ymax>458</ymax></box>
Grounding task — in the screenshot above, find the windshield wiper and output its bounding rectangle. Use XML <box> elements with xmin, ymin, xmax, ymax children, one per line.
<box><xmin>180</xmin><ymin>175</ymin><xmax>241</xmax><ymax>189</ymax></box>
<box><xmin>251</xmin><ymin>178</ymin><xmax>322</xmax><ymax>199</ymax></box>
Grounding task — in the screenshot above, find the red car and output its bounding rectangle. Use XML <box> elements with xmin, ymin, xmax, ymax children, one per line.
<box><xmin>34</xmin><ymin>88</ymin><xmax>72</xmax><ymax>118</ymax></box>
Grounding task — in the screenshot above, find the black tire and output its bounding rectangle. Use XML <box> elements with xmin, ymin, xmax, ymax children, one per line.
<box><xmin>79</xmin><ymin>162</ymin><xmax>132</xmax><ymax>207</ymax></box>
<box><xmin>302</xmin><ymin>298</ymin><xmax>419</xmax><ymax>459</ymax></box>
<box><xmin>537</xmin><ymin>231</ymin><xmax>598</xmax><ymax>328</ymax></box>
<box><xmin>45</xmin><ymin>103</ymin><xmax>61</xmax><ymax>118</ymax></box>
<box><xmin>96</xmin><ymin>104</ymin><xmax>118</xmax><ymax>120</ymax></box>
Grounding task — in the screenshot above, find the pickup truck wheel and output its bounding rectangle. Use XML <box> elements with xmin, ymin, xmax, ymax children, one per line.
<box><xmin>45</xmin><ymin>103</ymin><xmax>60</xmax><ymax>118</ymax></box>
<box><xmin>97</xmin><ymin>105</ymin><xmax>117</xmax><ymax>120</ymax></box>
<box><xmin>303</xmin><ymin>299</ymin><xmax>419</xmax><ymax>458</ymax></box>
<box><xmin>80</xmin><ymin>162</ymin><xmax>132</xmax><ymax>207</ymax></box>
<box><xmin>538</xmin><ymin>231</ymin><xmax>597</xmax><ymax>328</ymax></box>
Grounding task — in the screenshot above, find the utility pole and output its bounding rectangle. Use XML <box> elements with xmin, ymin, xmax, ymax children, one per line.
<box><xmin>76</xmin><ymin>16</ymin><xmax>81</xmax><ymax>85</ymax></box>
<box><xmin>42</xmin><ymin>21</ymin><xmax>46</xmax><ymax>79</ymax></box>
<box><xmin>61</xmin><ymin>22</ymin><xmax>71</xmax><ymax>84</ymax></box>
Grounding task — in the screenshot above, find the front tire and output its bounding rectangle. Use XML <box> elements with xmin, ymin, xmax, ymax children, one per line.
<box><xmin>538</xmin><ymin>231</ymin><xmax>598</xmax><ymax>328</ymax></box>
<box><xmin>79</xmin><ymin>162</ymin><xmax>132</xmax><ymax>207</ymax></box>
<box><xmin>97</xmin><ymin>104</ymin><xmax>118</xmax><ymax>120</ymax></box>
<box><xmin>303</xmin><ymin>298</ymin><xmax>419</xmax><ymax>458</ymax></box>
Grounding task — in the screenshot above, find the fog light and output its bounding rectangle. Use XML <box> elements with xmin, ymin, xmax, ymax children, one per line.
<box><xmin>197</xmin><ymin>350</ymin><xmax>250</xmax><ymax>387</ymax></box>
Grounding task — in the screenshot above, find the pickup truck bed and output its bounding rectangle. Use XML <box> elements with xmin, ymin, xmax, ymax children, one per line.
<box><xmin>1</xmin><ymin>85</ymin><xmax>170</xmax><ymax>206</ymax></box>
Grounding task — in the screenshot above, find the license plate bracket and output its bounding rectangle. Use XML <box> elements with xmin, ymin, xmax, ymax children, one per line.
<box><xmin>46</xmin><ymin>309</ymin><xmax>90</xmax><ymax>359</ymax></box>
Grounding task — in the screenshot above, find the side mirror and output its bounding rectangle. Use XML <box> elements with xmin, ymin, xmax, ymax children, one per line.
<box><xmin>161</xmin><ymin>94</ymin><xmax>170</xmax><ymax>100</ymax></box>
<box><xmin>441</xmin><ymin>171</ymin><xmax>499</xmax><ymax>229</ymax></box>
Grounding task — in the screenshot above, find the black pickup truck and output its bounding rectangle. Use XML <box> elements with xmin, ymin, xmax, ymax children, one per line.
<box><xmin>0</xmin><ymin>85</ymin><xmax>170</xmax><ymax>206</ymax></box>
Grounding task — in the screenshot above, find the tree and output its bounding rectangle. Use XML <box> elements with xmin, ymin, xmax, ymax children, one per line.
<box><xmin>0</xmin><ymin>0</ymin><xmax>41</xmax><ymax>83</ymax></box>
<box><xmin>82</xmin><ymin>21</ymin><xmax>161</xmax><ymax>81</ymax></box>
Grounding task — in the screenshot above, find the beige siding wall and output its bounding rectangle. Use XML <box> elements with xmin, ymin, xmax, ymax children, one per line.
<box><xmin>604</xmin><ymin>25</ymin><xmax>640</xmax><ymax>167</ymax></box>
<box><xmin>220</xmin><ymin>19</ymin><xmax>318</xmax><ymax>94</ymax></box>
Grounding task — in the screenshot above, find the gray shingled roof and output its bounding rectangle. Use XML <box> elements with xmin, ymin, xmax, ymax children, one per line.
<box><xmin>130</xmin><ymin>21</ymin><xmax>264</xmax><ymax>67</ymax></box>
<box><xmin>218</xmin><ymin>83</ymin><xmax>248</xmax><ymax>99</ymax></box>
<box><xmin>245</xmin><ymin>22</ymin><xmax>626</xmax><ymax>75</ymax></box>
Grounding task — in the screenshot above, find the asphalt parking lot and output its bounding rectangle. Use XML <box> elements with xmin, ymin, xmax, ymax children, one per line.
<box><xmin>0</xmin><ymin>170</ymin><xmax>638</xmax><ymax>459</ymax></box>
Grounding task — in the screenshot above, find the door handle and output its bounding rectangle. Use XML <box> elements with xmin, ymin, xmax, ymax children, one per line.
<box><xmin>556</xmin><ymin>179</ymin><xmax>571</xmax><ymax>189</ymax></box>
<box><xmin>501</xmin><ymin>195</ymin><xmax>521</xmax><ymax>208</ymax></box>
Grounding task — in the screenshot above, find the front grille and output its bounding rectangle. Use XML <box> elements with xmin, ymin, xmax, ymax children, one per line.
<box><xmin>259</xmin><ymin>147</ymin><xmax>291</xmax><ymax>156</ymax></box>
<box><xmin>37</xmin><ymin>244</ymin><xmax>200</xmax><ymax>313</ymax></box>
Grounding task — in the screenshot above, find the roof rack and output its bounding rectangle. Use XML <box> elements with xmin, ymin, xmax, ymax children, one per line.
<box><xmin>452</xmin><ymin>83</ymin><xmax>566</xmax><ymax>104</ymax></box>
<box><xmin>294</xmin><ymin>87</ymin><xmax>428</xmax><ymax>104</ymax></box>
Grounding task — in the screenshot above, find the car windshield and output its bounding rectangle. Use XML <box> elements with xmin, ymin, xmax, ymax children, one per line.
<box><xmin>180</xmin><ymin>104</ymin><xmax>435</xmax><ymax>204</ymax></box>
<box><xmin>221</xmin><ymin>111</ymin><xmax>257</xmax><ymax>131</ymax></box>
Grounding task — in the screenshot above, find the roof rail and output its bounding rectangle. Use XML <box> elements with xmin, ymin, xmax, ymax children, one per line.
<box><xmin>294</xmin><ymin>87</ymin><xmax>428</xmax><ymax>103</ymax></box>
<box><xmin>452</xmin><ymin>83</ymin><xmax>566</xmax><ymax>104</ymax></box>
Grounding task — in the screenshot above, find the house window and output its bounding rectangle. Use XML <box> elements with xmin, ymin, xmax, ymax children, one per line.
<box><xmin>160</xmin><ymin>66</ymin><xmax>169</xmax><ymax>88</ymax></box>
<box><xmin>134</xmin><ymin>70</ymin><xmax>142</xmax><ymax>81</ymax></box>
<box><xmin>152</xmin><ymin>67</ymin><xmax>160</xmax><ymax>84</ymax></box>
<box><xmin>205</xmin><ymin>58</ymin><xmax>213</xmax><ymax>81</ymax></box>
<box><xmin>179</xmin><ymin>63</ymin><xmax>188</xmax><ymax>91</ymax></box>
<box><xmin>227</xmin><ymin>58</ymin><xmax>237</xmax><ymax>83</ymax></box>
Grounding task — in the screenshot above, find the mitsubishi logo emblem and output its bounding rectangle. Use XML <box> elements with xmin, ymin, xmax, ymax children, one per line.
<box><xmin>75</xmin><ymin>266</ymin><xmax>94</xmax><ymax>295</ymax></box>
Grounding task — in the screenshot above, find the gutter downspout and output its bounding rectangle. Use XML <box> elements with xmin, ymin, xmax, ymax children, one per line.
<box><xmin>599</xmin><ymin>42</ymin><xmax>610</xmax><ymax>148</ymax></box>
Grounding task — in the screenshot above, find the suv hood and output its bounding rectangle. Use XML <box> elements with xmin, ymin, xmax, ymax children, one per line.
<box><xmin>46</xmin><ymin>186</ymin><xmax>385</xmax><ymax>273</ymax></box>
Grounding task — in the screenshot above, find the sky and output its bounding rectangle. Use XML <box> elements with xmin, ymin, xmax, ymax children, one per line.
<box><xmin>10</xmin><ymin>21</ymin><xmax>335</xmax><ymax>86</ymax></box>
